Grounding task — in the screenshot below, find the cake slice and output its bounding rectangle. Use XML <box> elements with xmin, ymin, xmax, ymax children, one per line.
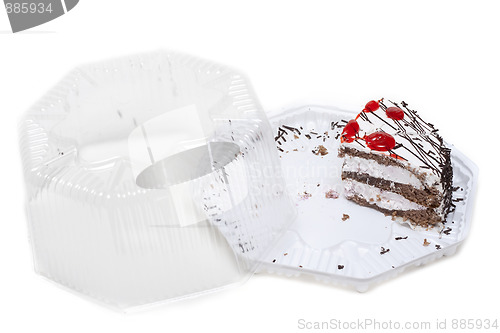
<box><xmin>338</xmin><ymin>99</ymin><xmax>453</xmax><ymax>229</ymax></box>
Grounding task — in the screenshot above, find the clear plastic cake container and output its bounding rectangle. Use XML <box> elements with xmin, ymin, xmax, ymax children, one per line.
<box><xmin>19</xmin><ymin>51</ymin><xmax>295</xmax><ymax>310</ymax></box>
<box><xmin>258</xmin><ymin>105</ymin><xmax>478</xmax><ymax>291</ymax></box>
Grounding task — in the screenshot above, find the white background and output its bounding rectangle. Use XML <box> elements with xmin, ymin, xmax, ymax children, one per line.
<box><xmin>1</xmin><ymin>1</ymin><xmax>499</xmax><ymax>332</ymax></box>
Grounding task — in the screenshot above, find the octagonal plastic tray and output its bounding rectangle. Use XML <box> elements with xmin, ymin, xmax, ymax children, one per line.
<box><xmin>259</xmin><ymin>105</ymin><xmax>478</xmax><ymax>291</ymax></box>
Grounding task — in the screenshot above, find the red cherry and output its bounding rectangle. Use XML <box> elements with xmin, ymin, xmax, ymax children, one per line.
<box><xmin>386</xmin><ymin>107</ymin><xmax>404</xmax><ymax>120</ymax></box>
<box><xmin>364</xmin><ymin>100</ymin><xmax>379</xmax><ymax>112</ymax></box>
<box><xmin>341</xmin><ymin>119</ymin><xmax>360</xmax><ymax>143</ymax></box>
<box><xmin>365</xmin><ymin>131</ymin><xmax>396</xmax><ymax>151</ymax></box>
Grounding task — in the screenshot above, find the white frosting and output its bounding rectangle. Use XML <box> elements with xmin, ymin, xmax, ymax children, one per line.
<box><xmin>343</xmin><ymin>179</ymin><xmax>426</xmax><ymax>211</ymax></box>
<box><xmin>342</xmin><ymin>155</ymin><xmax>423</xmax><ymax>188</ymax></box>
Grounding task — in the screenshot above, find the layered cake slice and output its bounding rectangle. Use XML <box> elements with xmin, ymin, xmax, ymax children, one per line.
<box><xmin>338</xmin><ymin>99</ymin><xmax>453</xmax><ymax>229</ymax></box>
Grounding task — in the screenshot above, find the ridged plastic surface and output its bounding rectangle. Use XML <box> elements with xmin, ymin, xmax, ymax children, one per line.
<box><xmin>260</xmin><ymin>105</ymin><xmax>478</xmax><ymax>291</ymax></box>
<box><xmin>19</xmin><ymin>51</ymin><xmax>294</xmax><ymax>310</ymax></box>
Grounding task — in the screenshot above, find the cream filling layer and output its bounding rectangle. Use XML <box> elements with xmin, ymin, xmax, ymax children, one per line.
<box><xmin>343</xmin><ymin>179</ymin><xmax>426</xmax><ymax>211</ymax></box>
<box><xmin>342</xmin><ymin>155</ymin><xmax>423</xmax><ymax>188</ymax></box>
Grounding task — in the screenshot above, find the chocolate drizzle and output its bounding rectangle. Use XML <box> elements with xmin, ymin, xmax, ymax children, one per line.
<box><xmin>379</xmin><ymin>100</ymin><xmax>445</xmax><ymax>177</ymax></box>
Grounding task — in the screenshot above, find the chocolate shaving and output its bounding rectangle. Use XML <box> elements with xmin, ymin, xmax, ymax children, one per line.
<box><xmin>443</xmin><ymin>227</ymin><xmax>452</xmax><ymax>235</ymax></box>
<box><xmin>380</xmin><ymin>247</ymin><xmax>390</xmax><ymax>255</ymax></box>
<box><xmin>282</xmin><ymin>125</ymin><xmax>300</xmax><ymax>134</ymax></box>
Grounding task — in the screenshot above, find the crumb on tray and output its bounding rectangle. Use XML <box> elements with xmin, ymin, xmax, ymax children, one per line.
<box><xmin>326</xmin><ymin>190</ymin><xmax>339</xmax><ymax>199</ymax></box>
<box><xmin>312</xmin><ymin>145</ymin><xmax>328</xmax><ymax>156</ymax></box>
<box><xmin>299</xmin><ymin>191</ymin><xmax>312</xmax><ymax>200</ymax></box>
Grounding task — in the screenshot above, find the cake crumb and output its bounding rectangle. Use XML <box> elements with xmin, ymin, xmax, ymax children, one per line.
<box><xmin>325</xmin><ymin>189</ymin><xmax>339</xmax><ymax>199</ymax></box>
<box><xmin>423</xmin><ymin>238</ymin><xmax>431</xmax><ymax>246</ymax></box>
<box><xmin>312</xmin><ymin>145</ymin><xmax>328</xmax><ymax>156</ymax></box>
<box><xmin>341</xmin><ymin>214</ymin><xmax>350</xmax><ymax>221</ymax></box>
<box><xmin>283</xmin><ymin>253</ymin><xmax>288</xmax><ymax>256</ymax></box>
<box><xmin>294</xmin><ymin>134</ymin><xmax>299</xmax><ymax>139</ymax></box>
<box><xmin>298</xmin><ymin>191</ymin><xmax>312</xmax><ymax>200</ymax></box>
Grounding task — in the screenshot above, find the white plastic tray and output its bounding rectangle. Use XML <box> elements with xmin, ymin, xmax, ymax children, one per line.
<box><xmin>259</xmin><ymin>105</ymin><xmax>478</xmax><ymax>291</ymax></box>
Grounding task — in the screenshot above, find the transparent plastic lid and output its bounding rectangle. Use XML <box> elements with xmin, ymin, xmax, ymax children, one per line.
<box><xmin>19</xmin><ymin>51</ymin><xmax>295</xmax><ymax>310</ymax></box>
